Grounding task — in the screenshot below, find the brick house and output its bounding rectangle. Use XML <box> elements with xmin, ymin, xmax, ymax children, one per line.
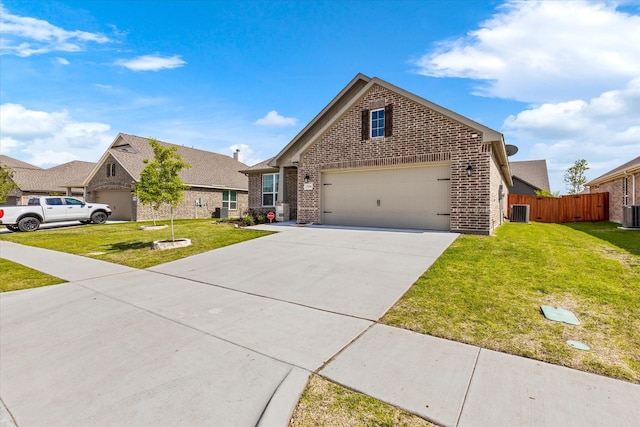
<box><xmin>0</xmin><ymin>155</ymin><xmax>95</xmax><ymax>205</ymax></box>
<box><xmin>586</xmin><ymin>155</ymin><xmax>640</xmax><ymax>224</ymax></box>
<box><xmin>84</xmin><ymin>133</ymin><xmax>248</xmax><ymax>221</ymax></box>
<box><xmin>243</xmin><ymin>74</ymin><xmax>513</xmax><ymax>235</ymax></box>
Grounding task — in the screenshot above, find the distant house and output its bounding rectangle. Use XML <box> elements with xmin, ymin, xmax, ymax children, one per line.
<box><xmin>0</xmin><ymin>155</ymin><xmax>95</xmax><ymax>205</ymax></box>
<box><xmin>242</xmin><ymin>73</ymin><xmax>513</xmax><ymax>235</ymax></box>
<box><xmin>509</xmin><ymin>160</ymin><xmax>551</xmax><ymax>195</ymax></box>
<box><xmin>586</xmin><ymin>155</ymin><xmax>640</xmax><ymax>223</ymax></box>
<box><xmin>84</xmin><ymin>133</ymin><xmax>249</xmax><ymax>221</ymax></box>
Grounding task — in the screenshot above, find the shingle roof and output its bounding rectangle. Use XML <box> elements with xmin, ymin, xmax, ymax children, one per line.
<box><xmin>509</xmin><ymin>160</ymin><xmax>551</xmax><ymax>192</ymax></box>
<box><xmin>1</xmin><ymin>155</ymin><xmax>95</xmax><ymax>192</ymax></box>
<box><xmin>92</xmin><ymin>133</ymin><xmax>249</xmax><ymax>190</ymax></box>
<box><xmin>586</xmin><ymin>155</ymin><xmax>640</xmax><ymax>186</ymax></box>
<box><xmin>239</xmin><ymin>157</ymin><xmax>278</xmax><ymax>174</ymax></box>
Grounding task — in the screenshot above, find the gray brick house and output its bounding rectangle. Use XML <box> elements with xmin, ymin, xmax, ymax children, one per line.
<box><xmin>84</xmin><ymin>133</ymin><xmax>249</xmax><ymax>221</ymax></box>
<box><xmin>586</xmin><ymin>155</ymin><xmax>640</xmax><ymax>224</ymax></box>
<box><xmin>243</xmin><ymin>74</ymin><xmax>513</xmax><ymax>235</ymax></box>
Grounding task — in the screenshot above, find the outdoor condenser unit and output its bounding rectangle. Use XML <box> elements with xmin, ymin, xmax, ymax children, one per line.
<box><xmin>511</xmin><ymin>204</ymin><xmax>530</xmax><ymax>224</ymax></box>
<box><xmin>622</xmin><ymin>205</ymin><xmax>640</xmax><ymax>228</ymax></box>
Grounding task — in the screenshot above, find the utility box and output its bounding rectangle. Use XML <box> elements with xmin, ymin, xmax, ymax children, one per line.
<box><xmin>276</xmin><ymin>202</ymin><xmax>290</xmax><ymax>222</ymax></box>
<box><xmin>511</xmin><ymin>204</ymin><xmax>530</xmax><ymax>224</ymax></box>
<box><xmin>212</xmin><ymin>207</ymin><xmax>229</xmax><ymax>219</ymax></box>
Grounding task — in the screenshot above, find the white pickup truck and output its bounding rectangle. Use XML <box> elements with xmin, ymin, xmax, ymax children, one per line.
<box><xmin>0</xmin><ymin>196</ymin><xmax>112</xmax><ymax>232</ymax></box>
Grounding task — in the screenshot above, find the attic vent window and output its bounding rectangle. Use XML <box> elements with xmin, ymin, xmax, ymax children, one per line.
<box><xmin>106</xmin><ymin>163</ymin><xmax>116</xmax><ymax>177</ymax></box>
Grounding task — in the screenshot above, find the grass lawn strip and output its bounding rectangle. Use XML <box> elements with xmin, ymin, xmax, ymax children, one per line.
<box><xmin>0</xmin><ymin>219</ymin><xmax>273</xmax><ymax>269</ymax></box>
<box><xmin>0</xmin><ymin>258</ymin><xmax>66</xmax><ymax>292</ymax></box>
<box><xmin>290</xmin><ymin>374</ymin><xmax>436</xmax><ymax>427</ymax></box>
<box><xmin>381</xmin><ymin>222</ymin><xmax>640</xmax><ymax>383</ymax></box>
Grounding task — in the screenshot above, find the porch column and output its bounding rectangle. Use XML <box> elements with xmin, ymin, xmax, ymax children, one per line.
<box><xmin>278</xmin><ymin>165</ymin><xmax>286</xmax><ymax>204</ymax></box>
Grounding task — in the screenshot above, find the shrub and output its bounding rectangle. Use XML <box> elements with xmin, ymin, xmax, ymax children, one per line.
<box><xmin>242</xmin><ymin>215</ymin><xmax>255</xmax><ymax>226</ymax></box>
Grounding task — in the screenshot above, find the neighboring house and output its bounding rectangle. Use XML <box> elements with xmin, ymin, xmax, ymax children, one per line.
<box><xmin>84</xmin><ymin>133</ymin><xmax>249</xmax><ymax>221</ymax></box>
<box><xmin>242</xmin><ymin>74</ymin><xmax>513</xmax><ymax>235</ymax></box>
<box><xmin>586</xmin><ymin>155</ymin><xmax>640</xmax><ymax>224</ymax></box>
<box><xmin>509</xmin><ymin>160</ymin><xmax>551</xmax><ymax>195</ymax></box>
<box><xmin>0</xmin><ymin>155</ymin><xmax>95</xmax><ymax>205</ymax></box>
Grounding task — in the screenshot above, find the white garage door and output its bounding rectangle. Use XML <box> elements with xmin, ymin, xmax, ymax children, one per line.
<box><xmin>93</xmin><ymin>190</ymin><xmax>132</xmax><ymax>221</ymax></box>
<box><xmin>321</xmin><ymin>163</ymin><xmax>450</xmax><ymax>230</ymax></box>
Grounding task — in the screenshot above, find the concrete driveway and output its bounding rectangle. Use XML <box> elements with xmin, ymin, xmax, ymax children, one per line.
<box><xmin>0</xmin><ymin>225</ymin><xmax>457</xmax><ymax>426</ymax></box>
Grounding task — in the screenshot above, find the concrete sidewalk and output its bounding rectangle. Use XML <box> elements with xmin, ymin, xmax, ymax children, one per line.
<box><xmin>2</xmin><ymin>230</ymin><xmax>639</xmax><ymax>427</ymax></box>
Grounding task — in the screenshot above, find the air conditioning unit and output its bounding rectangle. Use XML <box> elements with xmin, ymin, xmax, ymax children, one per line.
<box><xmin>511</xmin><ymin>204</ymin><xmax>530</xmax><ymax>224</ymax></box>
<box><xmin>622</xmin><ymin>205</ymin><xmax>640</xmax><ymax>228</ymax></box>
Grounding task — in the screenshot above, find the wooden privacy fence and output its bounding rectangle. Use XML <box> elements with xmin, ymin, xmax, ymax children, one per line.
<box><xmin>508</xmin><ymin>193</ymin><xmax>609</xmax><ymax>223</ymax></box>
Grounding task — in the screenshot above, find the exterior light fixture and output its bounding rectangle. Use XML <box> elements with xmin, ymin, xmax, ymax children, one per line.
<box><xmin>304</xmin><ymin>174</ymin><xmax>310</xmax><ymax>183</ymax></box>
<box><xmin>466</xmin><ymin>164</ymin><xmax>473</xmax><ymax>176</ymax></box>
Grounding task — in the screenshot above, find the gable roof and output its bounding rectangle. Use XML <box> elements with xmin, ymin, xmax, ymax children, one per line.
<box><xmin>239</xmin><ymin>157</ymin><xmax>278</xmax><ymax>174</ymax></box>
<box><xmin>1</xmin><ymin>155</ymin><xmax>95</xmax><ymax>192</ymax></box>
<box><xmin>586</xmin><ymin>155</ymin><xmax>640</xmax><ymax>186</ymax></box>
<box><xmin>509</xmin><ymin>160</ymin><xmax>551</xmax><ymax>192</ymax></box>
<box><xmin>85</xmin><ymin>133</ymin><xmax>249</xmax><ymax>191</ymax></box>
<box><xmin>269</xmin><ymin>73</ymin><xmax>512</xmax><ymax>186</ymax></box>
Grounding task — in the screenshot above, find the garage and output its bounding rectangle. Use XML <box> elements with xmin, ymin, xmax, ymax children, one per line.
<box><xmin>93</xmin><ymin>190</ymin><xmax>133</xmax><ymax>221</ymax></box>
<box><xmin>321</xmin><ymin>163</ymin><xmax>450</xmax><ymax>230</ymax></box>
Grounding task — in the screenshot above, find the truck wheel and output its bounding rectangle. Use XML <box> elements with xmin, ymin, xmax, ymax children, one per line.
<box><xmin>18</xmin><ymin>216</ymin><xmax>40</xmax><ymax>232</ymax></box>
<box><xmin>91</xmin><ymin>211</ymin><xmax>108</xmax><ymax>224</ymax></box>
<box><xmin>6</xmin><ymin>225</ymin><xmax>20</xmax><ymax>232</ymax></box>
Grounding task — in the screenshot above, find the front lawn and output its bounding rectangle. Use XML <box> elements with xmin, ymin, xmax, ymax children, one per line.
<box><xmin>0</xmin><ymin>219</ymin><xmax>272</xmax><ymax>269</ymax></box>
<box><xmin>381</xmin><ymin>222</ymin><xmax>640</xmax><ymax>383</ymax></box>
<box><xmin>0</xmin><ymin>258</ymin><xmax>66</xmax><ymax>292</ymax></box>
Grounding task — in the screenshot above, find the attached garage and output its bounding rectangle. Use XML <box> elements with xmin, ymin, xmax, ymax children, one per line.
<box><xmin>94</xmin><ymin>190</ymin><xmax>133</xmax><ymax>221</ymax></box>
<box><xmin>321</xmin><ymin>163</ymin><xmax>451</xmax><ymax>230</ymax></box>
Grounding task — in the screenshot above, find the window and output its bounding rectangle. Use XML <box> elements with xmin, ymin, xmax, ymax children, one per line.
<box><xmin>362</xmin><ymin>104</ymin><xmax>393</xmax><ymax>140</ymax></box>
<box><xmin>45</xmin><ymin>198</ymin><xmax>63</xmax><ymax>205</ymax></box>
<box><xmin>623</xmin><ymin>177</ymin><xmax>629</xmax><ymax>206</ymax></box>
<box><xmin>371</xmin><ymin>108</ymin><xmax>385</xmax><ymax>138</ymax></box>
<box><xmin>262</xmin><ymin>173</ymin><xmax>279</xmax><ymax>206</ymax></box>
<box><xmin>106</xmin><ymin>163</ymin><xmax>116</xmax><ymax>177</ymax></box>
<box><xmin>222</xmin><ymin>190</ymin><xmax>237</xmax><ymax>210</ymax></box>
<box><xmin>65</xmin><ymin>198</ymin><xmax>84</xmax><ymax>205</ymax></box>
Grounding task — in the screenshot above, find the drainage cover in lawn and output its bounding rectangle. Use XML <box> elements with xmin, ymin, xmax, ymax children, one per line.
<box><xmin>540</xmin><ymin>305</ymin><xmax>580</xmax><ymax>325</ymax></box>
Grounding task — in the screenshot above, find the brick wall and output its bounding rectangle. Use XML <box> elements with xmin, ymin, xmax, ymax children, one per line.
<box><xmin>247</xmin><ymin>168</ymin><xmax>298</xmax><ymax>219</ymax></box>
<box><xmin>590</xmin><ymin>172</ymin><xmax>640</xmax><ymax>223</ymax></box>
<box><xmin>134</xmin><ymin>189</ymin><xmax>248</xmax><ymax>221</ymax></box>
<box><xmin>86</xmin><ymin>154</ymin><xmax>134</xmax><ymax>197</ymax></box>
<box><xmin>298</xmin><ymin>83</ymin><xmax>497</xmax><ymax>233</ymax></box>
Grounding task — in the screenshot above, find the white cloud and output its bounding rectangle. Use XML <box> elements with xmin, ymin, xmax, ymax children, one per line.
<box><xmin>415</xmin><ymin>1</ymin><xmax>640</xmax><ymax>102</ymax></box>
<box><xmin>0</xmin><ymin>103</ymin><xmax>113</xmax><ymax>167</ymax></box>
<box><xmin>226</xmin><ymin>144</ymin><xmax>264</xmax><ymax>166</ymax></box>
<box><xmin>254</xmin><ymin>110</ymin><xmax>298</xmax><ymax>127</ymax></box>
<box><xmin>116</xmin><ymin>54</ymin><xmax>186</xmax><ymax>71</ymax></box>
<box><xmin>504</xmin><ymin>77</ymin><xmax>640</xmax><ymax>192</ymax></box>
<box><xmin>0</xmin><ymin>3</ymin><xmax>110</xmax><ymax>57</ymax></box>
<box><xmin>54</xmin><ymin>57</ymin><xmax>69</xmax><ymax>65</ymax></box>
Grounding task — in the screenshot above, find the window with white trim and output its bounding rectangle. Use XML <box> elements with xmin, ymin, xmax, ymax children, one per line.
<box><xmin>222</xmin><ymin>190</ymin><xmax>237</xmax><ymax>210</ymax></box>
<box><xmin>262</xmin><ymin>173</ymin><xmax>279</xmax><ymax>206</ymax></box>
<box><xmin>371</xmin><ymin>108</ymin><xmax>385</xmax><ymax>138</ymax></box>
<box><xmin>106</xmin><ymin>163</ymin><xmax>116</xmax><ymax>177</ymax></box>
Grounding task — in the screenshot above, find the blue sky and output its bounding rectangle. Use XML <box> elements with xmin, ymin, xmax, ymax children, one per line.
<box><xmin>1</xmin><ymin>0</ymin><xmax>639</xmax><ymax>194</ymax></box>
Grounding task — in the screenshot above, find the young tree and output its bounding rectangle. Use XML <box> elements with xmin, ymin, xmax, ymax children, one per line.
<box><xmin>564</xmin><ymin>159</ymin><xmax>589</xmax><ymax>194</ymax></box>
<box><xmin>134</xmin><ymin>138</ymin><xmax>191</xmax><ymax>241</ymax></box>
<box><xmin>0</xmin><ymin>166</ymin><xmax>19</xmax><ymax>204</ymax></box>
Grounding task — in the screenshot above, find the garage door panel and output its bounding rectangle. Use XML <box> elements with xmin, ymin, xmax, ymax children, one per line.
<box><xmin>321</xmin><ymin>164</ymin><xmax>450</xmax><ymax>230</ymax></box>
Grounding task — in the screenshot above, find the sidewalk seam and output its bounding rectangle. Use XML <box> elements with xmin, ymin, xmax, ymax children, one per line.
<box><xmin>454</xmin><ymin>347</ymin><xmax>482</xmax><ymax>427</ymax></box>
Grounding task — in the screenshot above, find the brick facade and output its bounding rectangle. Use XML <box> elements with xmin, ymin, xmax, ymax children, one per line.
<box><xmin>589</xmin><ymin>172</ymin><xmax>640</xmax><ymax>223</ymax></box>
<box><xmin>296</xmin><ymin>84</ymin><xmax>504</xmax><ymax>234</ymax></box>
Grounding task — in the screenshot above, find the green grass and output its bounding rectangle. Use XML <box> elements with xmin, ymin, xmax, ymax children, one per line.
<box><xmin>381</xmin><ymin>222</ymin><xmax>640</xmax><ymax>383</ymax></box>
<box><xmin>291</xmin><ymin>375</ymin><xmax>436</xmax><ymax>427</ymax></box>
<box><xmin>0</xmin><ymin>219</ymin><xmax>272</xmax><ymax>269</ymax></box>
<box><xmin>0</xmin><ymin>258</ymin><xmax>66</xmax><ymax>292</ymax></box>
